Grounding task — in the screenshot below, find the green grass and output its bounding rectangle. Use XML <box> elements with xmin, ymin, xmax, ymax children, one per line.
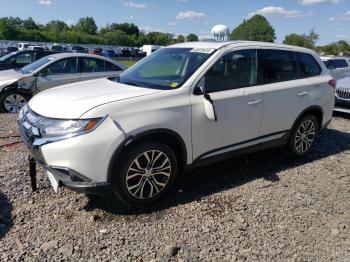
<box><xmin>119</xmin><ymin>60</ymin><xmax>137</xmax><ymax>68</ymax></box>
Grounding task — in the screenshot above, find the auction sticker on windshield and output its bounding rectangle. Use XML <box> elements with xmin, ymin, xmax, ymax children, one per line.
<box><xmin>190</xmin><ymin>48</ymin><xmax>215</xmax><ymax>54</ymax></box>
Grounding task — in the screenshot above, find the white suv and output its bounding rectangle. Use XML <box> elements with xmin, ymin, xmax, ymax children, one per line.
<box><xmin>18</xmin><ymin>41</ymin><xmax>335</xmax><ymax>207</ymax></box>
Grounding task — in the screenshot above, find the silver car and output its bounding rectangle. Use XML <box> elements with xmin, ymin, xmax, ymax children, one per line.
<box><xmin>335</xmin><ymin>76</ymin><xmax>350</xmax><ymax>113</ymax></box>
<box><xmin>0</xmin><ymin>53</ymin><xmax>126</xmax><ymax>113</ymax></box>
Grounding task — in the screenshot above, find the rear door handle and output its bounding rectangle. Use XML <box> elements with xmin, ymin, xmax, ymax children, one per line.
<box><xmin>248</xmin><ymin>99</ymin><xmax>263</xmax><ymax>106</ymax></box>
<box><xmin>297</xmin><ymin>92</ymin><xmax>308</xmax><ymax>97</ymax></box>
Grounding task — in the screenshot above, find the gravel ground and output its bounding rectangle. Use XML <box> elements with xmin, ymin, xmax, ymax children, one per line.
<box><xmin>1</xmin><ymin>112</ymin><xmax>350</xmax><ymax>261</ymax></box>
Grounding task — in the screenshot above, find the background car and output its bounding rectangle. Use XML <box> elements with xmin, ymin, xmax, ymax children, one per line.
<box><xmin>334</xmin><ymin>76</ymin><xmax>350</xmax><ymax>113</ymax></box>
<box><xmin>322</xmin><ymin>57</ymin><xmax>350</xmax><ymax>80</ymax></box>
<box><xmin>89</xmin><ymin>48</ymin><xmax>102</xmax><ymax>56</ymax></box>
<box><xmin>0</xmin><ymin>50</ymin><xmax>58</xmax><ymax>71</ymax></box>
<box><xmin>101</xmin><ymin>49</ymin><xmax>116</xmax><ymax>58</ymax></box>
<box><xmin>0</xmin><ymin>53</ymin><xmax>126</xmax><ymax>113</ymax></box>
<box><xmin>67</xmin><ymin>45</ymin><xmax>87</xmax><ymax>53</ymax></box>
<box><xmin>0</xmin><ymin>46</ymin><xmax>19</xmax><ymax>57</ymax></box>
<box><xmin>27</xmin><ymin>46</ymin><xmax>45</xmax><ymax>51</ymax></box>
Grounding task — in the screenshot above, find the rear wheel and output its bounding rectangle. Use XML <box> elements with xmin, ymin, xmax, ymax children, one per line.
<box><xmin>112</xmin><ymin>142</ymin><xmax>178</xmax><ymax>207</ymax></box>
<box><xmin>0</xmin><ymin>90</ymin><xmax>30</xmax><ymax>113</ymax></box>
<box><xmin>287</xmin><ymin>114</ymin><xmax>318</xmax><ymax>156</ymax></box>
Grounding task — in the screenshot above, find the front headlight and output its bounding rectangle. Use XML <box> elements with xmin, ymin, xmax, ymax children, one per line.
<box><xmin>37</xmin><ymin>117</ymin><xmax>103</xmax><ymax>138</ymax></box>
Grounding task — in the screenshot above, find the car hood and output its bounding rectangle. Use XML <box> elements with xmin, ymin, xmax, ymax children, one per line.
<box><xmin>0</xmin><ymin>69</ymin><xmax>25</xmax><ymax>88</ymax></box>
<box><xmin>337</xmin><ymin>77</ymin><xmax>350</xmax><ymax>89</ymax></box>
<box><xmin>29</xmin><ymin>78</ymin><xmax>164</xmax><ymax>119</ymax></box>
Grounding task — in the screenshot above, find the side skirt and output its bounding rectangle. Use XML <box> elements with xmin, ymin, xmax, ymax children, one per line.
<box><xmin>187</xmin><ymin>133</ymin><xmax>289</xmax><ymax>170</ymax></box>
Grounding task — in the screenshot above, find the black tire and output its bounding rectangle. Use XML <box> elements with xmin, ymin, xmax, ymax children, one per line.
<box><xmin>111</xmin><ymin>142</ymin><xmax>178</xmax><ymax>207</ymax></box>
<box><xmin>287</xmin><ymin>114</ymin><xmax>318</xmax><ymax>157</ymax></box>
<box><xmin>0</xmin><ymin>90</ymin><xmax>30</xmax><ymax>113</ymax></box>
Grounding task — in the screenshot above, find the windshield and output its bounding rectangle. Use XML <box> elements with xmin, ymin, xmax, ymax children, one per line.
<box><xmin>19</xmin><ymin>56</ymin><xmax>52</xmax><ymax>74</ymax></box>
<box><xmin>118</xmin><ymin>47</ymin><xmax>214</xmax><ymax>89</ymax></box>
<box><xmin>0</xmin><ymin>52</ymin><xmax>15</xmax><ymax>62</ymax></box>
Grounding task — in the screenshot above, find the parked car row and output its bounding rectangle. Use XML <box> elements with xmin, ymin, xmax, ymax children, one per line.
<box><xmin>0</xmin><ymin>53</ymin><xmax>126</xmax><ymax>113</ymax></box>
<box><xmin>0</xmin><ymin>41</ymin><xmax>147</xmax><ymax>59</ymax></box>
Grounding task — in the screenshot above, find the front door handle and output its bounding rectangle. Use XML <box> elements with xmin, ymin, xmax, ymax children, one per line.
<box><xmin>248</xmin><ymin>99</ymin><xmax>263</xmax><ymax>106</ymax></box>
<box><xmin>297</xmin><ymin>91</ymin><xmax>308</xmax><ymax>97</ymax></box>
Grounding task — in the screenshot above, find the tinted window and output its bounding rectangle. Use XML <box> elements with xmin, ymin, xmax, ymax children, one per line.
<box><xmin>204</xmin><ymin>49</ymin><xmax>257</xmax><ymax>93</ymax></box>
<box><xmin>294</xmin><ymin>52</ymin><xmax>321</xmax><ymax>78</ymax></box>
<box><xmin>105</xmin><ymin>61</ymin><xmax>122</xmax><ymax>71</ymax></box>
<box><xmin>15</xmin><ymin>52</ymin><xmax>34</xmax><ymax>65</ymax></box>
<box><xmin>80</xmin><ymin>58</ymin><xmax>105</xmax><ymax>73</ymax></box>
<box><xmin>327</xmin><ymin>59</ymin><xmax>348</xmax><ymax>69</ymax></box>
<box><xmin>260</xmin><ymin>49</ymin><xmax>298</xmax><ymax>84</ymax></box>
<box><xmin>43</xmin><ymin>58</ymin><xmax>77</xmax><ymax>75</ymax></box>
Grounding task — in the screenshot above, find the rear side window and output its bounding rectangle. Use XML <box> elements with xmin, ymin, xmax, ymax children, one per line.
<box><xmin>80</xmin><ymin>58</ymin><xmax>105</xmax><ymax>73</ymax></box>
<box><xmin>260</xmin><ymin>49</ymin><xmax>298</xmax><ymax>84</ymax></box>
<box><xmin>105</xmin><ymin>61</ymin><xmax>122</xmax><ymax>71</ymax></box>
<box><xmin>294</xmin><ymin>52</ymin><xmax>321</xmax><ymax>78</ymax></box>
<box><xmin>327</xmin><ymin>59</ymin><xmax>348</xmax><ymax>69</ymax></box>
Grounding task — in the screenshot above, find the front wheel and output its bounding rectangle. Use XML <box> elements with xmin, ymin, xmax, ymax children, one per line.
<box><xmin>287</xmin><ymin>114</ymin><xmax>318</xmax><ymax>156</ymax></box>
<box><xmin>112</xmin><ymin>142</ymin><xmax>178</xmax><ymax>207</ymax></box>
<box><xmin>0</xmin><ymin>90</ymin><xmax>30</xmax><ymax>113</ymax></box>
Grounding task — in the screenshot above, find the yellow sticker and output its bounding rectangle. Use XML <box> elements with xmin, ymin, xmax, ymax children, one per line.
<box><xmin>171</xmin><ymin>82</ymin><xmax>178</xmax><ymax>88</ymax></box>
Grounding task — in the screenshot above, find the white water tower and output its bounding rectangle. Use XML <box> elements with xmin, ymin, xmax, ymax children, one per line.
<box><xmin>211</xmin><ymin>24</ymin><xmax>230</xmax><ymax>41</ymax></box>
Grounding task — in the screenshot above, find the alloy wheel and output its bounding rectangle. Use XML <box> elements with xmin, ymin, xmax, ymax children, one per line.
<box><xmin>294</xmin><ymin>119</ymin><xmax>316</xmax><ymax>154</ymax></box>
<box><xmin>4</xmin><ymin>94</ymin><xmax>27</xmax><ymax>113</ymax></box>
<box><xmin>125</xmin><ymin>150</ymin><xmax>172</xmax><ymax>200</ymax></box>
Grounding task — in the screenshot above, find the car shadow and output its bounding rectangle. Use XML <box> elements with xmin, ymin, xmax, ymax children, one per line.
<box><xmin>0</xmin><ymin>192</ymin><xmax>13</xmax><ymax>240</ymax></box>
<box><xmin>333</xmin><ymin>111</ymin><xmax>350</xmax><ymax>120</ymax></box>
<box><xmin>84</xmin><ymin>127</ymin><xmax>350</xmax><ymax>215</ymax></box>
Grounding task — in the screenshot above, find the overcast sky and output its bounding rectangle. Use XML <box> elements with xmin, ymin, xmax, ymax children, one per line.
<box><xmin>1</xmin><ymin>0</ymin><xmax>349</xmax><ymax>45</ymax></box>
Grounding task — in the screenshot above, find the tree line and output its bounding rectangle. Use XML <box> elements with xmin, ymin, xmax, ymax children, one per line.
<box><xmin>0</xmin><ymin>15</ymin><xmax>348</xmax><ymax>55</ymax></box>
<box><xmin>0</xmin><ymin>16</ymin><xmax>198</xmax><ymax>47</ymax></box>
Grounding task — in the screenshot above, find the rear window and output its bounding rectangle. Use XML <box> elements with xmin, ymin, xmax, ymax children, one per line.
<box><xmin>294</xmin><ymin>52</ymin><xmax>321</xmax><ymax>78</ymax></box>
<box><xmin>327</xmin><ymin>59</ymin><xmax>348</xmax><ymax>69</ymax></box>
<box><xmin>260</xmin><ymin>49</ymin><xmax>299</xmax><ymax>84</ymax></box>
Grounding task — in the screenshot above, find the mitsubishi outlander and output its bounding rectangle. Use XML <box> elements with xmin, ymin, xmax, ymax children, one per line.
<box><xmin>18</xmin><ymin>41</ymin><xmax>335</xmax><ymax>207</ymax></box>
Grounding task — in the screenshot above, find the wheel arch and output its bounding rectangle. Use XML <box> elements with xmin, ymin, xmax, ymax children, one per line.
<box><xmin>292</xmin><ymin>105</ymin><xmax>323</xmax><ymax>133</ymax></box>
<box><xmin>107</xmin><ymin>128</ymin><xmax>188</xmax><ymax>183</ymax></box>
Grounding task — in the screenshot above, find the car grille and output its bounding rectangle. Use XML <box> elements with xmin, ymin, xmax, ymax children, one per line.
<box><xmin>336</xmin><ymin>88</ymin><xmax>350</xmax><ymax>100</ymax></box>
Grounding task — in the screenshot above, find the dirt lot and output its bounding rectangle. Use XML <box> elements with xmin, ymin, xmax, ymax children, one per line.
<box><xmin>0</xmin><ymin>112</ymin><xmax>350</xmax><ymax>261</ymax></box>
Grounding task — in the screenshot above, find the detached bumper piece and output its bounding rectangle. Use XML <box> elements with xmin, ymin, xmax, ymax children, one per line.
<box><xmin>47</xmin><ymin>166</ymin><xmax>111</xmax><ymax>195</ymax></box>
<box><xmin>28</xmin><ymin>156</ymin><xmax>38</xmax><ymax>192</ymax></box>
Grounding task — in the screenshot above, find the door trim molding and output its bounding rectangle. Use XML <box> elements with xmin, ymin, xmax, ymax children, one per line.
<box><xmin>195</xmin><ymin>130</ymin><xmax>289</xmax><ymax>161</ymax></box>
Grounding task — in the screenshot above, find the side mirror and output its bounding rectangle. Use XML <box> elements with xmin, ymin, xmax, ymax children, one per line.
<box><xmin>38</xmin><ymin>71</ymin><xmax>47</xmax><ymax>77</ymax></box>
<box><xmin>203</xmin><ymin>94</ymin><xmax>217</xmax><ymax>121</ymax></box>
<box><xmin>197</xmin><ymin>76</ymin><xmax>217</xmax><ymax>121</ymax></box>
<box><xmin>10</xmin><ymin>58</ymin><xmax>16</xmax><ymax>65</ymax></box>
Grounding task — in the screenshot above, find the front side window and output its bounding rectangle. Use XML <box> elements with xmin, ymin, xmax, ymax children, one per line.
<box><xmin>118</xmin><ymin>48</ymin><xmax>213</xmax><ymax>89</ymax></box>
<box><xmin>204</xmin><ymin>49</ymin><xmax>257</xmax><ymax>93</ymax></box>
<box><xmin>42</xmin><ymin>58</ymin><xmax>77</xmax><ymax>75</ymax></box>
<box><xmin>294</xmin><ymin>52</ymin><xmax>321</xmax><ymax>78</ymax></box>
<box><xmin>260</xmin><ymin>49</ymin><xmax>298</xmax><ymax>84</ymax></box>
<box><xmin>80</xmin><ymin>58</ymin><xmax>105</xmax><ymax>73</ymax></box>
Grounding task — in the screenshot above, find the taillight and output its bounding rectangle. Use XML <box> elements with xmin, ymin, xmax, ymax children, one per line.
<box><xmin>328</xmin><ymin>79</ymin><xmax>336</xmax><ymax>89</ymax></box>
